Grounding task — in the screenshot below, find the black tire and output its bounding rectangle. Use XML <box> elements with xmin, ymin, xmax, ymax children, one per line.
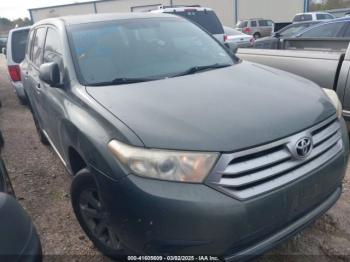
<box><xmin>253</xmin><ymin>32</ymin><xmax>261</xmax><ymax>39</ymax></box>
<box><xmin>71</xmin><ymin>168</ymin><xmax>125</xmax><ymax>259</ymax></box>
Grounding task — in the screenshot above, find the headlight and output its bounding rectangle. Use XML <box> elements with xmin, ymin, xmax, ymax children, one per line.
<box><xmin>108</xmin><ymin>140</ymin><xmax>219</xmax><ymax>182</ymax></box>
<box><xmin>323</xmin><ymin>88</ymin><xmax>342</xmax><ymax>119</ymax></box>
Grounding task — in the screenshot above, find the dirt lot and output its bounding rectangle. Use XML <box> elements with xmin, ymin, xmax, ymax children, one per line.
<box><xmin>0</xmin><ymin>55</ymin><xmax>349</xmax><ymax>262</ymax></box>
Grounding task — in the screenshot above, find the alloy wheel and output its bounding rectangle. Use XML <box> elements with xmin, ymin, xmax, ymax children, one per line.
<box><xmin>79</xmin><ymin>188</ymin><xmax>122</xmax><ymax>250</ymax></box>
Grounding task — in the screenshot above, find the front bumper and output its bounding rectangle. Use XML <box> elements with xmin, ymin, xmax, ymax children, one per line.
<box><xmin>94</xmin><ymin>119</ymin><xmax>349</xmax><ymax>258</ymax></box>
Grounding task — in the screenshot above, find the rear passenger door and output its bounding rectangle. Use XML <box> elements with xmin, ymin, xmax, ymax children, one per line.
<box><xmin>258</xmin><ymin>20</ymin><xmax>270</xmax><ymax>37</ymax></box>
<box><xmin>25</xmin><ymin>27</ymin><xmax>48</xmax><ymax>129</ymax></box>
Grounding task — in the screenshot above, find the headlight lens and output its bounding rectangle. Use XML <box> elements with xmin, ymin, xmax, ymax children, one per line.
<box><xmin>323</xmin><ymin>88</ymin><xmax>342</xmax><ymax>118</ymax></box>
<box><xmin>108</xmin><ymin>140</ymin><xmax>219</xmax><ymax>182</ymax></box>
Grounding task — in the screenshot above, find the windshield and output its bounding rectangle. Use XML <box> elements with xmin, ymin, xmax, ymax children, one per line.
<box><xmin>224</xmin><ymin>26</ymin><xmax>243</xmax><ymax>36</ymax></box>
<box><xmin>69</xmin><ymin>17</ymin><xmax>234</xmax><ymax>86</ymax></box>
<box><xmin>171</xmin><ymin>10</ymin><xmax>224</xmax><ymax>34</ymax></box>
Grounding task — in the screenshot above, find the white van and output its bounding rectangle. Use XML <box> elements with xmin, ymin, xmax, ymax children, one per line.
<box><xmin>3</xmin><ymin>26</ymin><xmax>31</xmax><ymax>104</ymax></box>
<box><xmin>293</xmin><ymin>12</ymin><xmax>335</xmax><ymax>23</ymax></box>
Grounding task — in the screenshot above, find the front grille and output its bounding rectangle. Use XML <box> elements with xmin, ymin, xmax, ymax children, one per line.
<box><xmin>206</xmin><ymin>115</ymin><xmax>343</xmax><ymax>200</ymax></box>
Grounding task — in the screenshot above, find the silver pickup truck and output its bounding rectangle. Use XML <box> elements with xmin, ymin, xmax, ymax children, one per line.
<box><xmin>237</xmin><ymin>41</ymin><xmax>350</xmax><ymax>127</ymax></box>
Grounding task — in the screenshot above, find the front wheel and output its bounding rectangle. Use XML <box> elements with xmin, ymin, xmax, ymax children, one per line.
<box><xmin>71</xmin><ymin>168</ymin><xmax>125</xmax><ymax>259</ymax></box>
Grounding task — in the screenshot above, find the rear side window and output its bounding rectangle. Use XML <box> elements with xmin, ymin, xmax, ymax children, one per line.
<box><xmin>294</xmin><ymin>14</ymin><xmax>312</xmax><ymax>22</ymax></box>
<box><xmin>11</xmin><ymin>29</ymin><xmax>29</xmax><ymax>63</ymax></box>
<box><xmin>301</xmin><ymin>22</ymin><xmax>345</xmax><ymax>38</ymax></box>
<box><xmin>173</xmin><ymin>10</ymin><xmax>224</xmax><ymax>34</ymax></box>
<box><xmin>32</xmin><ymin>27</ymin><xmax>47</xmax><ymax>67</ymax></box>
<box><xmin>251</xmin><ymin>21</ymin><xmax>257</xmax><ymax>27</ymax></box>
<box><xmin>258</xmin><ymin>20</ymin><xmax>268</xmax><ymax>26</ymax></box>
<box><xmin>236</xmin><ymin>21</ymin><xmax>248</xmax><ymax>28</ymax></box>
<box><xmin>316</xmin><ymin>14</ymin><xmax>327</xmax><ymax>20</ymax></box>
<box><xmin>325</xmin><ymin>14</ymin><xmax>334</xmax><ymax>19</ymax></box>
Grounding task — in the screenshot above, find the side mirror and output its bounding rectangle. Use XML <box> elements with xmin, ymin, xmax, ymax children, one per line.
<box><xmin>274</xmin><ymin>32</ymin><xmax>281</xmax><ymax>38</ymax></box>
<box><xmin>1</xmin><ymin>47</ymin><xmax>6</xmax><ymax>56</ymax></box>
<box><xmin>39</xmin><ymin>62</ymin><xmax>61</xmax><ymax>87</ymax></box>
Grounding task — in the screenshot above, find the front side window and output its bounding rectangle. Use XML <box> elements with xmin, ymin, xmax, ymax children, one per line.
<box><xmin>32</xmin><ymin>27</ymin><xmax>47</xmax><ymax>67</ymax></box>
<box><xmin>69</xmin><ymin>18</ymin><xmax>234</xmax><ymax>85</ymax></box>
<box><xmin>300</xmin><ymin>22</ymin><xmax>344</xmax><ymax>37</ymax></box>
<box><xmin>44</xmin><ymin>28</ymin><xmax>63</xmax><ymax>63</ymax></box>
<box><xmin>11</xmin><ymin>29</ymin><xmax>29</xmax><ymax>63</ymax></box>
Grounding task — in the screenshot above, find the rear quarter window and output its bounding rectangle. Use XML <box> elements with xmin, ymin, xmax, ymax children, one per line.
<box><xmin>236</xmin><ymin>21</ymin><xmax>248</xmax><ymax>28</ymax></box>
<box><xmin>173</xmin><ymin>10</ymin><xmax>224</xmax><ymax>34</ymax></box>
<box><xmin>11</xmin><ymin>29</ymin><xmax>29</xmax><ymax>63</ymax></box>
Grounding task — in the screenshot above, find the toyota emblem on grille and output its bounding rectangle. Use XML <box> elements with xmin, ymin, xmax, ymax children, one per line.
<box><xmin>295</xmin><ymin>137</ymin><xmax>313</xmax><ymax>159</ymax></box>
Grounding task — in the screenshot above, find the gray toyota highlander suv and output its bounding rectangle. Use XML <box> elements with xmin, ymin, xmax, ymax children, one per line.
<box><xmin>21</xmin><ymin>13</ymin><xmax>349</xmax><ymax>260</ymax></box>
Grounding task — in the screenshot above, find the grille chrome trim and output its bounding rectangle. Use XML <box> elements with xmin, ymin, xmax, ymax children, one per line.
<box><xmin>205</xmin><ymin>115</ymin><xmax>343</xmax><ymax>200</ymax></box>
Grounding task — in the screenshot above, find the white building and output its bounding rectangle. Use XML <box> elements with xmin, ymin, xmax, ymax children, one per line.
<box><xmin>29</xmin><ymin>0</ymin><xmax>309</xmax><ymax>26</ymax></box>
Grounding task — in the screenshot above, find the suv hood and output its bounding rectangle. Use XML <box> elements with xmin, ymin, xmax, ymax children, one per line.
<box><xmin>86</xmin><ymin>61</ymin><xmax>335</xmax><ymax>152</ymax></box>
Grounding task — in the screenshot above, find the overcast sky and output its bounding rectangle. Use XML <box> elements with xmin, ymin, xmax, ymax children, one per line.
<box><xmin>1</xmin><ymin>0</ymin><xmax>96</xmax><ymax>20</ymax></box>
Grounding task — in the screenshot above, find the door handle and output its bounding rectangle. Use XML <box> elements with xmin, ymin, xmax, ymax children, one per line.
<box><xmin>36</xmin><ymin>83</ymin><xmax>41</xmax><ymax>89</ymax></box>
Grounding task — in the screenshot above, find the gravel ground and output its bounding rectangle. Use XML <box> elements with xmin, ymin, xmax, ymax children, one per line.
<box><xmin>0</xmin><ymin>55</ymin><xmax>349</xmax><ymax>261</ymax></box>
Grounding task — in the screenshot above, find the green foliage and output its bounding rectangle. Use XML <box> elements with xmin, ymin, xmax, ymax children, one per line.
<box><xmin>0</xmin><ymin>17</ymin><xmax>32</xmax><ymax>36</ymax></box>
<box><xmin>310</xmin><ymin>0</ymin><xmax>350</xmax><ymax>11</ymax></box>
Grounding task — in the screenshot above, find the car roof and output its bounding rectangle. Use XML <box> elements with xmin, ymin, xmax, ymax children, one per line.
<box><xmin>151</xmin><ymin>6</ymin><xmax>213</xmax><ymax>13</ymax></box>
<box><xmin>34</xmin><ymin>12</ymin><xmax>177</xmax><ymax>26</ymax></box>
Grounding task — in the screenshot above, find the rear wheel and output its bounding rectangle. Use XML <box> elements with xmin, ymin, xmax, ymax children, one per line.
<box><xmin>253</xmin><ymin>32</ymin><xmax>261</xmax><ymax>39</ymax></box>
<box><xmin>71</xmin><ymin>169</ymin><xmax>125</xmax><ymax>259</ymax></box>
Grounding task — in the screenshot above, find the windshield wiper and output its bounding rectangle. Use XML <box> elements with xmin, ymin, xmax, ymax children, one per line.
<box><xmin>172</xmin><ymin>63</ymin><xmax>232</xmax><ymax>77</ymax></box>
<box><xmin>90</xmin><ymin>77</ymin><xmax>156</xmax><ymax>86</ymax></box>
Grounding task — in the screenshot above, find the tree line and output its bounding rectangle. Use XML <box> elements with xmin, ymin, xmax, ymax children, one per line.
<box><xmin>0</xmin><ymin>17</ymin><xmax>32</xmax><ymax>36</ymax></box>
<box><xmin>310</xmin><ymin>0</ymin><xmax>350</xmax><ymax>11</ymax></box>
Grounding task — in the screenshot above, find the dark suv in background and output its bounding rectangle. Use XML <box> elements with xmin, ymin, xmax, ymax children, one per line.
<box><xmin>21</xmin><ymin>13</ymin><xmax>348</xmax><ymax>260</ymax></box>
<box><xmin>0</xmin><ymin>129</ymin><xmax>42</xmax><ymax>261</ymax></box>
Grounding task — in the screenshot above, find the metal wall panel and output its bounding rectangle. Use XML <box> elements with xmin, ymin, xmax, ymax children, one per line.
<box><xmin>236</xmin><ymin>0</ymin><xmax>304</xmax><ymax>23</ymax></box>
